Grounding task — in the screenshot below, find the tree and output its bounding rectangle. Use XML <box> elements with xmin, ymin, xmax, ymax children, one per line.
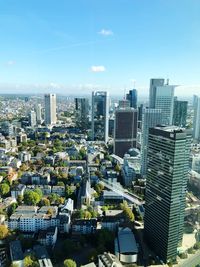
<box><xmin>17</xmin><ymin>195</ymin><xmax>24</xmax><ymax>205</ymax></box>
<box><xmin>114</xmin><ymin>164</ymin><xmax>121</xmax><ymax>172</ymax></box>
<box><xmin>0</xmin><ymin>183</ymin><xmax>10</xmax><ymax>196</ymax></box>
<box><xmin>120</xmin><ymin>201</ymin><xmax>135</xmax><ymax>222</ymax></box>
<box><xmin>0</xmin><ymin>225</ymin><xmax>9</xmax><ymax>239</ymax></box>
<box><xmin>63</xmin><ymin>259</ymin><xmax>77</xmax><ymax>267</ymax></box>
<box><xmin>194</xmin><ymin>242</ymin><xmax>200</xmax><ymax>250</ymax></box>
<box><xmin>24</xmin><ymin>191</ymin><xmax>41</xmax><ymax>205</ymax></box>
<box><xmin>24</xmin><ymin>255</ymin><xmax>34</xmax><ymax>267</ymax></box>
<box><xmin>65</xmin><ymin>185</ymin><xmax>73</xmax><ymax>198</ymax></box>
<box><xmin>40</xmin><ymin>198</ymin><xmax>50</xmax><ymax>206</ymax></box>
<box><xmin>48</xmin><ymin>193</ymin><xmax>59</xmax><ymax>204</ymax></box>
<box><xmin>8</xmin><ymin>203</ymin><xmax>18</xmax><ymax>216</ymax></box>
<box><xmin>33</xmin><ymin>188</ymin><xmax>43</xmax><ymax>199</ymax></box>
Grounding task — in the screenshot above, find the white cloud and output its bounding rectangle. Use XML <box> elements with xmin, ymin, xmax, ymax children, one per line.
<box><xmin>98</xmin><ymin>29</ymin><xmax>113</xmax><ymax>36</ymax></box>
<box><xmin>90</xmin><ymin>66</ymin><xmax>106</xmax><ymax>72</ymax></box>
<box><xmin>6</xmin><ymin>60</ymin><xmax>15</xmax><ymax>66</ymax></box>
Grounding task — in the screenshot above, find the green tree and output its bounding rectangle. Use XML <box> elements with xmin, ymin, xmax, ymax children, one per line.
<box><xmin>40</xmin><ymin>198</ymin><xmax>50</xmax><ymax>206</ymax></box>
<box><xmin>65</xmin><ymin>185</ymin><xmax>73</xmax><ymax>198</ymax></box>
<box><xmin>194</xmin><ymin>242</ymin><xmax>200</xmax><ymax>250</ymax></box>
<box><xmin>0</xmin><ymin>183</ymin><xmax>10</xmax><ymax>196</ymax></box>
<box><xmin>0</xmin><ymin>225</ymin><xmax>9</xmax><ymax>239</ymax></box>
<box><xmin>17</xmin><ymin>195</ymin><xmax>24</xmax><ymax>205</ymax></box>
<box><xmin>63</xmin><ymin>259</ymin><xmax>77</xmax><ymax>267</ymax></box>
<box><xmin>24</xmin><ymin>255</ymin><xmax>33</xmax><ymax>267</ymax></box>
<box><xmin>33</xmin><ymin>188</ymin><xmax>43</xmax><ymax>199</ymax></box>
<box><xmin>114</xmin><ymin>164</ymin><xmax>121</xmax><ymax>172</ymax></box>
<box><xmin>8</xmin><ymin>203</ymin><xmax>18</xmax><ymax>216</ymax></box>
<box><xmin>120</xmin><ymin>201</ymin><xmax>135</xmax><ymax>222</ymax></box>
<box><xmin>24</xmin><ymin>191</ymin><xmax>41</xmax><ymax>205</ymax></box>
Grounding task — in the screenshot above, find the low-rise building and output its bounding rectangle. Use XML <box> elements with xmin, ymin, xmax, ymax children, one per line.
<box><xmin>10</xmin><ymin>240</ymin><xmax>24</xmax><ymax>267</ymax></box>
<box><xmin>115</xmin><ymin>227</ymin><xmax>138</xmax><ymax>264</ymax></box>
<box><xmin>72</xmin><ymin>219</ymin><xmax>97</xmax><ymax>234</ymax></box>
<box><xmin>11</xmin><ymin>184</ymin><xmax>26</xmax><ymax>198</ymax></box>
<box><xmin>101</xmin><ymin>210</ymin><xmax>124</xmax><ymax>231</ymax></box>
<box><xmin>33</xmin><ymin>245</ymin><xmax>53</xmax><ymax>267</ymax></box>
<box><xmin>52</xmin><ymin>185</ymin><xmax>65</xmax><ymax>196</ymax></box>
<box><xmin>98</xmin><ymin>252</ymin><xmax>122</xmax><ymax>267</ymax></box>
<box><xmin>37</xmin><ymin>226</ymin><xmax>58</xmax><ymax>247</ymax></box>
<box><xmin>8</xmin><ymin>206</ymin><xmax>59</xmax><ymax>232</ymax></box>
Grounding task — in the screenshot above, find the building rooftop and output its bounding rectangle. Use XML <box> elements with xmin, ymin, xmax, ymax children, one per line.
<box><xmin>10</xmin><ymin>240</ymin><xmax>24</xmax><ymax>261</ymax></box>
<box><xmin>117</xmin><ymin>227</ymin><xmax>138</xmax><ymax>254</ymax></box>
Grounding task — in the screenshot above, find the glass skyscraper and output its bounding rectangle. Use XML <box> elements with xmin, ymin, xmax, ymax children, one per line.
<box><xmin>91</xmin><ymin>91</ymin><xmax>109</xmax><ymax>143</ymax></box>
<box><xmin>144</xmin><ymin>126</ymin><xmax>191</xmax><ymax>263</ymax></box>
<box><xmin>173</xmin><ymin>99</ymin><xmax>188</xmax><ymax>127</ymax></box>
<box><xmin>149</xmin><ymin>79</ymin><xmax>175</xmax><ymax>125</ymax></box>
<box><xmin>126</xmin><ymin>89</ymin><xmax>137</xmax><ymax>108</ymax></box>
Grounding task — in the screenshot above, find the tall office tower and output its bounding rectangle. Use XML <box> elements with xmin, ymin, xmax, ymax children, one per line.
<box><xmin>75</xmin><ymin>98</ymin><xmax>89</xmax><ymax>128</ymax></box>
<box><xmin>91</xmin><ymin>91</ymin><xmax>109</xmax><ymax>143</ymax></box>
<box><xmin>144</xmin><ymin>126</ymin><xmax>191</xmax><ymax>263</ymax></box>
<box><xmin>140</xmin><ymin>108</ymin><xmax>162</xmax><ymax>175</ymax></box>
<box><xmin>193</xmin><ymin>95</ymin><xmax>200</xmax><ymax>141</ymax></box>
<box><xmin>29</xmin><ymin>110</ymin><xmax>37</xmax><ymax>127</ymax></box>
<box><xmin>114</xmin><ymin>108</ymin><xmax>138</xmax><ymax>157</ymax></box>
<box><xmin>126</xmin><ymin>89</ymin><xmax>137</xmax><ymax>108</ymax></box>
<box><xmin>35</xmin><ymin>103</ymin><xmax>42</xmax><ymax>124</ymax></box>
<box><xmin>44</xmin><ymin>94</ymin><xmax>57</xmax><ymax>125</ymax></box>
<box><xmin>118</xmin><ymin>99</ymin><xmax>130</xmax><ymax>109</ymax></box>
<box><xmin>173</xmin><ymin>99</ymin><xmax>188</xmax><ymax>127</ymax></box>
<box><xmin>149</xmin><ymin>79</ymin><xmax>175</xmax><ymax>125</ymax></box>
<box><xmin>0</xmin><ymin>121</ymin><xmax>14</xmax><ymax>136</ymax></box>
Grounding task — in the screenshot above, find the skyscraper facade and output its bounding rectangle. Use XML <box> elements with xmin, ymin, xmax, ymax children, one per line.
<box><xmin>144</xmin><ymin>126</ymin><xmax>191</xmax><ymax>263</ymax></box>
<box><xmin>29</xmin><ymin>110</ymin><xmax>37</xmax><ymax>127</ymax></box>
<box><xmin>126</xmin><ymin>89</ymin><xmax>137</xmax><ymax>108</ymax></box>
<box><xmin>173</xmin><ymin>99</ymin><xmax>188</xmax><ymax>127</ymax></box>
<box><xmin>140</xmin><ymin>108</ymin><xmax>162</xmax><ymax>175</ymax></box>
<box><xmin>35</xmin><ymin>103</ymin><xmax>42</xmax><ymax>124</ymax></box>
<box><xmin>75</xmin><ymin>98</ymin><xmax>89</xmax><ymax>129</ymax></box>
<box><xmin>44</xmin><ymin>94</ymin><xmax>57</xmax><ymax>125</ymax></box>
<box><xmin>91</xmin><ymin>91</ymin><xmax>109</xmax><ymax>143</ymax></box>
<box><xmin>193</xmin><ymin>95</ymin><xmax>200</xmax><ymax>141</ymax></box>
<box><xmin>149</xmin><ymin>79</ymin><xmax>175</xmax><ymax>125</ymax></box>
<box><xmin>114</xmin><ymin>108</ymin><xmax>137</xmax><ymax>157</ymax></box>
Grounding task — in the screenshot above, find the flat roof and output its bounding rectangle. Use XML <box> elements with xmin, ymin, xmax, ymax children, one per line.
<box><xmin>10</xmin><ymin>240</ymin><xmax>24</xmax><ymax>261</ymax></box>
<box><xmin>117</xmin><ymin>227</ymin><xmax>138</xmax><ymax>254</ymax></box>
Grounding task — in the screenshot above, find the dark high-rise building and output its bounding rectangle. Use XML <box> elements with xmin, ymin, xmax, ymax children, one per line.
<box><xmin>126</xmin><ymin>89</ymin><xmax>137</xmax><ymax>108</ymax></box>
<box><xmin>144</xmin><ymin>126</ymin><xmax>191</xmax><ymax>263</ymax></box>
<box><xmin>75</xmin><ymin>98</ymin><xmax>89</xmax><ymax>129</ymax></box>
<box><xmin>114</xmin><ymin>108</ymin><xmax>138</xmax><ymax>157</ymax></box>
<box><xmin>91</xmin><ymin>91</ymin><xmax>109</xmax><ymax>142</ymax></box>
<box><xmin>173</xmin><ymin>99</ymin><xmax>188</xmax><ymax>127</ymax></box>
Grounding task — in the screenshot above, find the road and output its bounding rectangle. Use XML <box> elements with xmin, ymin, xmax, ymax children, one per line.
<box><xmin>177</xmin><ymin>250</ymin><xmax>200</xmax><ymax>267</ymax></box>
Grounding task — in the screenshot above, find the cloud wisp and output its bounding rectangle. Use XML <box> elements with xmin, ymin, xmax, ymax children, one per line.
<box><xmin>90</xmin><ymin>66</ymin><xmax>106</xmax><ymax>72</ymax></box>
<box><xmin>98</xmin><ymin>29</ymin><xmax>113</xmax><ymax>36</ymax></box>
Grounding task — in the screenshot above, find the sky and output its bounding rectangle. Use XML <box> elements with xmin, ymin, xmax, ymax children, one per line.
<box><xmin>0</xmin><ymin>0</ymin><xmax>200</xmax><ymax>96</ymax></box>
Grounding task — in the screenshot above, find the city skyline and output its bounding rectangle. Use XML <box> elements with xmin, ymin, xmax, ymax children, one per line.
<box><xmin>0</xmin><ymin>0</ymin><xmax>200</xmax><ymax>95</ymax></box>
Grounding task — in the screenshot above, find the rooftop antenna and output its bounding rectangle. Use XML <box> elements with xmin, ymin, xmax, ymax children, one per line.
<box><xmin>124</xmin><ymin>87</ymin><xmax>127</xmax><ymax>100</ymax></box>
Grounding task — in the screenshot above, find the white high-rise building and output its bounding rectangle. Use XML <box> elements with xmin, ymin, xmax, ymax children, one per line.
<box><xmin>91</xmin><ymin>91</ymin><xmax>109</xmax><ymax>143</ymax></box>
<box><xmin>44</xmin><ymin>94</ymin><xmax>57</xmax><ymax>125</ymax></box>
<box><xmin>149</xmin><ymin>79</ymin><xmax>175</xmax><ymax>125</ymax></box>
<box><xmin>35</xmin><ymin>103</ymin><xmax>42</xmax><ymax>124</ymax></box>
<box><xmin>140</xmin><ymin>108</ymin><xmax>162</xmax><ymax>175</ymax></box>
<box><xmin>193</xmin><ymin>95</ymin><xmax>200</xmax><ymax>141</ymax></box>
<box><xmin>29</xmin><ymin>110</ymin><xmax>37</xmax><ymax>127</ymax></box>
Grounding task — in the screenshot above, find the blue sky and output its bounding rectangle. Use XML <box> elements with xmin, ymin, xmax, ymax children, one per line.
<box><xmin>0</xmin><ymin>0</ymin><xmax>200</xmax><ymax>96</ymax></box>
